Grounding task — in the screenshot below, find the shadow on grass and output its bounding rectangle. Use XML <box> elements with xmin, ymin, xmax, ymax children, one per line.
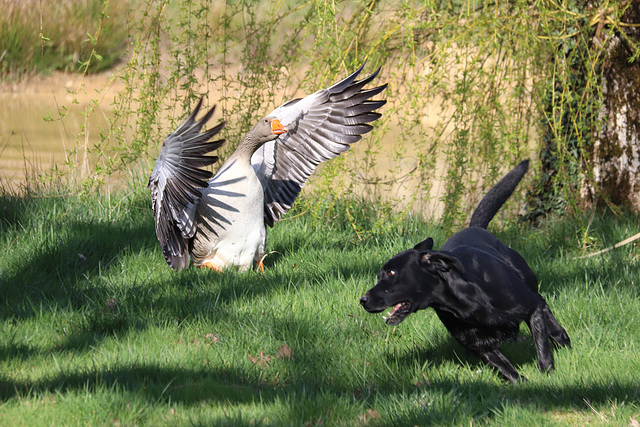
<box><xmin>389</xmin><ymin>330</ymin><xmax>561</xmax><ymax>382</ymax></box>
<box><xmin>1</xmin><ymin>192</ymin><xmax>639</xmax><ymax>424</ymax></box>
<box><xmin>391</xmin><ymin>376</ymin><xmax>640</xmax><ymax>425</ymax></box>
<box><xmin>0</xmin><ymin>217</ymin><xmax>153</xmax><ymax>319</ymax></box>
<box><xmin>0</xmin><ymin>324</ymin><xmax>638</xmax><ymax>425</ymax></box>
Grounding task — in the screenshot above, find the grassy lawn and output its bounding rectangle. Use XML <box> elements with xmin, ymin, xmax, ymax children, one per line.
<box><xmin>0</xmin><ymin>187</ymin><xmax>638</xmax><ymax>425</ymax></box>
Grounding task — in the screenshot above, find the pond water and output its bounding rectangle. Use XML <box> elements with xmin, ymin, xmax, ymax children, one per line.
<box><xmin>0</xmin><ymin>72</ymin><xmax>449</xmax><ymax>218</ymax></box>
<box><xmin>0</xmin><ymin>73</ymin><xmax>117</xmax><ymax>188</ymax></box>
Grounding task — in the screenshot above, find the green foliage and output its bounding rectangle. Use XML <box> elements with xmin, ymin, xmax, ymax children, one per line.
<box><xmin>56</xmin><ymin>0</ymin><xmax>541</xmax><ymax>233</ymax></box>
<box><xmin>0</xmin><ymin>0</ymin><xmax>129</xmax><ymax>78</ymax></box>
<box><xmin>4</xmin><ymin>0</ymin><xmax>639</xmax><ymax>231</ymax></box>
<box><xmin>1</xmin><ymin>190</ymin><xmax>639</xmax><ymax>425</ymax></box>
<box><xmin>523</xmin><ymin>0</ymin><xmax>636</xmax><ymax>222</ymax></box>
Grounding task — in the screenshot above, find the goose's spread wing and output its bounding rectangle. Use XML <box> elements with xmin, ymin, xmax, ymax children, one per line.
<box><xmin>251</xmin><ymin>64</ymin><xmax>387</xmax><ymax>227</ymax></box>
<box><xmin>148</xmin><ymin>97</ymin><xmax>225</xmax><ymax>270</ymax></box>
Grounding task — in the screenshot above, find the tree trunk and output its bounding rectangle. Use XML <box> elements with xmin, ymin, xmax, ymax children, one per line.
<box><xmin>583</xmin><ymin>1</ymin><xmax>640</xmax><ymax>210</ymax></box>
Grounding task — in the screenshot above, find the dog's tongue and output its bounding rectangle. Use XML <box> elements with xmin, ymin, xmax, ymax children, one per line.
<box><xmin>384</xmin><ymin>302</ymin><xmax>409</xmax><ymax>322</ymax></box>
<box><xmin>390</xmin><ymin>302</ymin><xmax>406</xmax><ymax>316</ymax></box>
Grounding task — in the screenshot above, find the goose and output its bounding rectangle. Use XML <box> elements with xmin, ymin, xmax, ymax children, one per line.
<box><xmin>148</xmin><ymin>64</ymin><xmax>387</xmax><ymax>271</ymax></box>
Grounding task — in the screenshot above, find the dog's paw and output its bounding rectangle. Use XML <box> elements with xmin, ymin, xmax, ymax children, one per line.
<box><xmin>551</xmin><ymin>331</ymin><xmax>571</xmax><ymax>349</ymax></box>
<box><xmin>537</xmin><ymin>358</ymin><xmax>555</xmax><ymax>374</ymax></box>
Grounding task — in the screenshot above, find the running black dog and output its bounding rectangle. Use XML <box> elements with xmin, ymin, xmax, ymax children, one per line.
<box><xmin>360</xmin><ymin>160</ymin><xmax>571</xmax><ymax>383</ymax></box>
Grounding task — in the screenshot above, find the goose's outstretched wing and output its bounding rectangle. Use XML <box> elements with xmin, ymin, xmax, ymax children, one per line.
<box><xmin>148</xmin><ymin>97</ymin><xmax>225</xmax><ymax>270</ymax></box>
<box><xmin>251</xmin><ymin>64</ymin><xmax>387</xmax><ymax>227</ymax></box>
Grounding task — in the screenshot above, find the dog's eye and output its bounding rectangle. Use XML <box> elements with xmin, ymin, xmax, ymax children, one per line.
<box><xmin>386</xmin><ymin>270</ymin><xmax>395</xmax><ymax>277</ymax></box>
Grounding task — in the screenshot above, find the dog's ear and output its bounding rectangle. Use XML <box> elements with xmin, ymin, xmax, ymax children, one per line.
<box><xmin>419</xmin><ymin>251</ymin><xmax>466</xmax><ymax>274</ymax></box>
<box><xmin>413</xmin><ymin>237</ymin><xmax>434</xmax><ymax>251</ymax></box>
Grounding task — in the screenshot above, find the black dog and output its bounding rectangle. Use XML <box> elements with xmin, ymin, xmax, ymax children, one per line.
<box><xmin>360</xmin><ymin>160</ymin><xmax>571</xmax><ymax>383</ymax></box>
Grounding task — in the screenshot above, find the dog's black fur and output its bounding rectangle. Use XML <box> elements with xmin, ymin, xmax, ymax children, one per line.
<box><xmin>360</xmin><ymin>160</ymin><xmax>571</xmax><ymax>383</ymax></box>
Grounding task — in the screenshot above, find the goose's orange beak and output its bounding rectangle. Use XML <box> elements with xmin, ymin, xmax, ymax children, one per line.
<box><xmin>271</xmin><ymin>119</ymin><xmax>287</xmax><ymax>135</ymax></box>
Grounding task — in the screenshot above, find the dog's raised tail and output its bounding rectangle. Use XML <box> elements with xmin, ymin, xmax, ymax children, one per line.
<box><xmin>469</xmin><ymin>160</ymin><xmax>530</xmax><ymax>229</ymax></box>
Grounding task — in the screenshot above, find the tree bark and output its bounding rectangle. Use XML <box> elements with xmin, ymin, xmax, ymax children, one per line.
<box><xmin>583</xmin><ymin>1</ymin><xmax>640</xmax><ymax>210</ymax></box>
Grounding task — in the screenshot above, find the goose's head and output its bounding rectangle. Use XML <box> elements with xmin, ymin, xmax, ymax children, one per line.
<box><xmin>251</xmin><ymin>116</ymin><xmax>288</xmax><ymax>144</ymax></box>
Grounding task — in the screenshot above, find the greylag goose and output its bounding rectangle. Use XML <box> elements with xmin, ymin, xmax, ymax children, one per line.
<box><xmin>148</xmin><ymin>64</ymin><xmax>387</xmax><ymax>271</ymax></box>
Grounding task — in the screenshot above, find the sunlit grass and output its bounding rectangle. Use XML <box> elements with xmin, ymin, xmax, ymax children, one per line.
<box><xmin>0</xmin><ymin>0</ymin><xmax>129</xmax><ymax>78</ymax></box>
<box><xmin>0</xmin><ymin>188</ymin><xmax>639</xmax><ymax>425</ymax></box>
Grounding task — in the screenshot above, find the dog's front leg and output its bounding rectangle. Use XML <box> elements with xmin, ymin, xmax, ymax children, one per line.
<box><xmin>476</xmin><ymin>348</ymin><xmax>525</xmax><ymax>383</ymax></box>
<box><xmin>527</xmin><ymin>305</ymin><xmax>555</xmax><ymax>374</ymax></box>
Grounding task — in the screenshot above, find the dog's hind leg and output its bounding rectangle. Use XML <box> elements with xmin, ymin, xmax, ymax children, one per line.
<box><xmin>476</xmin><ymin>348</ymin><xmax>525</xmax><ymax>383</ymax></box>
<box><xmin>527</xmin><ymin>305</ymin><xmax>556</xmax><ymax>374</ymax></box>
<box><xmin>541</xmin><ymin>305</ymin><xmax>571</xmax><ymax>348</ymax></box>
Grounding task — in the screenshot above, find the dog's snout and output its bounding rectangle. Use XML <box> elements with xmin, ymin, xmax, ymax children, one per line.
<box><xmin>359</xmin><ymin>295</ymin><xmax>369</xmax><ymax>306</ymax></box>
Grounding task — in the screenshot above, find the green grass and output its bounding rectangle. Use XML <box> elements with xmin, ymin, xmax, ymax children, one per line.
<box><xmin>0</xmin><ymin>0</ymin><xmax>129</xmax><ymax>78</ymax></box>
<box><xmin>0</xmin><ymin>188</ymin><xmax>639</xmax><ymax>425</ymax></box>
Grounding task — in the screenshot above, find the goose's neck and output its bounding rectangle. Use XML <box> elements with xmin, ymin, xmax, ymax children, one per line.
<box><xmin>230</xmin><ymin>131</ymin><xmax>265</xmax><ymax>162</ymax></box>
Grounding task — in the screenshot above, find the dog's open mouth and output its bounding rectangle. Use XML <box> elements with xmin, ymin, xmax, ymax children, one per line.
<box><xmin>383</xmin><ymin>302</ymin><xmax>411</xmax><ymax>326</ymax></box>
